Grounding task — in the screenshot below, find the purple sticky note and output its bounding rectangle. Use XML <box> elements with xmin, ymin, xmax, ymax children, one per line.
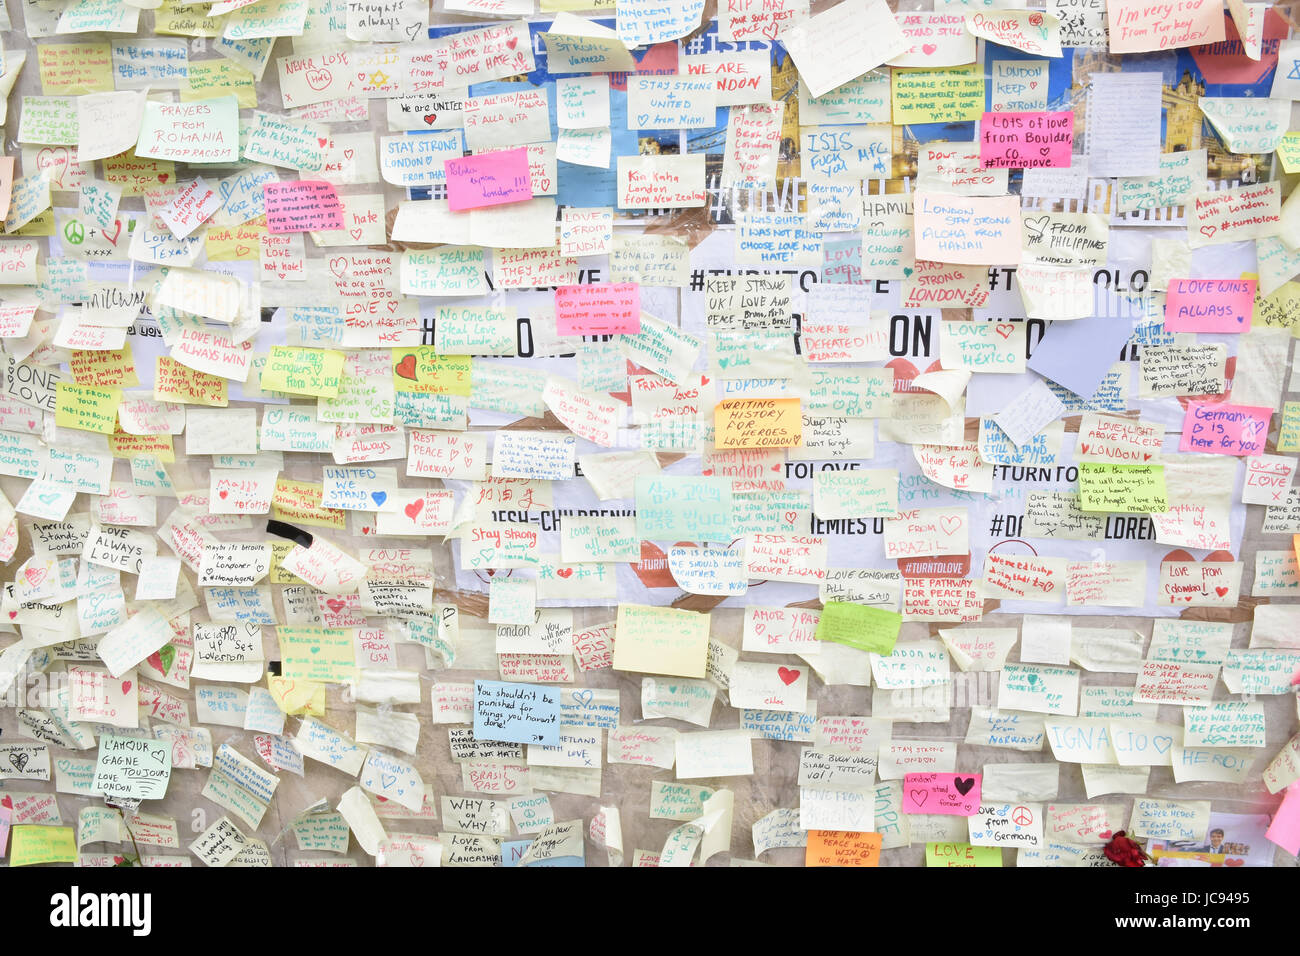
<box><xmin>444</xmin><ymin>148</ymin><xmax>533</xmax><ymax>212</ymax></box>
<box><xmin>1027</xmin><ymin>316</ymin><xmax>1133</xmax><ymax>400</ymax></box>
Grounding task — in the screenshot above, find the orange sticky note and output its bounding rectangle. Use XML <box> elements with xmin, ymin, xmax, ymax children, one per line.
<box><xmin>714</xmin><ymin>397</ymin><xmax>802</xmax><ymax>449</ymax></box>
<box><xmin>805</xmin><ymin>830</ymin><xmax>882</xmax><ymax>867</ymax></box>
<box><xmin>1292</xmin><ymin>533</ymin><xmax>1300</xmax><ymax>568</ymax></box>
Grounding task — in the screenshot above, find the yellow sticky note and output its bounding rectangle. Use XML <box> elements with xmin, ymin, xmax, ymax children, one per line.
<box><xmin>1279</xmin><ymin>402</ymin><xmax>1300</xmax><ymax>453</ymax></box>
<box><xmin>1279</xmin><ymin>132</ymin><xmax>1300</xmax><ymax>175</ymax></box>
<box><xmin>268</xmin><ymin>674</ymin><xmax>326</xmax><ymax>715</ymax></box>
<box><xmin>1255</xmin><ymin>280</ymin><xmax>1300</xmax><ymax>335</ymax></box>
<box><xmin>102</xmin><ymin>150</ymin><xmax>177</xmax><ymax>197</ymax></box>
<box><xmin>206</xmin><ymin>218</ymin><xmax>266</xmax><ymax>261</ymax></box>
<box><xmin>277</xmin><ymin>625</ymin><xmax>357</xmax><ymax>683</ymax></box>
<box><xmin>611</xmin><ymin>603</ymin><xmax>710</xmax><ymax>678</ymax></box>
<box><xmin>55</xmin><ymin>382</ymin><xmax>121</xmax><ymax>434</ymax></box>
<box><xmin>926</xmin><ymin>841</ymin><xmax>1002</xmax><ymax>867</ymax></box>
<box><xmin>70</xmin><ymin>346</ymin><xmax>139</xmax><ymax>387</ymax></box>
<box><xmin>10</xmin><ymin>825</ymin><xmax>78</xmax><ymax>866</ymax></box>
<box><xmin>155</xmin><ymin>0</ymin><xmax>225</xmax><ymax>35</ymax></box>
<box><xmin>815</xmin><ymin>601</ymin><xmax>903</xmax><ymax>654</ymax></box>
<box><xmin>391</xmin><ymin>348</ymin><xmax>473</xmax><ymax>395</ymax></box>
<box><xmin>268</xmin><ymin>540</ymin><xmax>299</xmax><ymax>584</ymax></box>
<box><xmin>109</xmin><ymin>432</ymin><xmax>175</xmax><ymax>462</ymax></box>
<box><xmin>260</xmin><ymin>346</ymin><xmax>345</xmax><ymax>398</ymax></box>
<box><xmin>271</xmin><ymin>478</ymin><xmax>348</xmax><ymax>530</ymax></box>
<box><xmin>714</xmin><ymin>397</ymin><xmax>802</xmax><ymax>449</ymax></box>
<box><xmin>1077</xmin><ymin>463</ymin><xmax>1168</xmax><ymax>512</ymax></box>
<box><xmin>806</xmin><ymin>830</ymin><xmax>883</xmax><ymax>867</ymax></box>
<box><xmin>155</xmin><ymin>355</ymin><xmax>228</xmax><ymax>406</ymax></box>
<box><xmin>37</xmin><ymin>43</ymin><xmax>114</xmax><ymax>94</ymax></box>
<box><xmin>183</xmin><ymin>60</ymin><xmax>258</xmax><ymax>108</ymax></box>
<box><xmin>891</xmin><ymin>63</ymin><xmax>984</xmax><ymax>124</ymax></box>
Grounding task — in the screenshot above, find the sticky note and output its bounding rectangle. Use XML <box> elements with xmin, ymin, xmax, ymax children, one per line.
<box><xmin>92</xmin><ymin>735</ymin><xmax>172</xmax><ymax>800</ymax></box>
<box><xmin>554</xmin><ymin>283</ymin><xmax>641</xmax><ymax>335</ymax></box>
<box><xmin>474</xmin><ymin>680</ymin><xmax>562</xmax><ymax>746</ymax></box>
<box><xmin>815</xmin><ymin>601</ymin><xmax>903</xmax><ymax>655</ymax></box>
<box><xmin>714</xmin><ymin>398</ymin><xmax>803</xmax><ymax>449</ymax></box>
<box><xmin>805</xmin><ymin>830</ymin><xmax>883</xmax><ymax>867</ymax></box>
<box><xmin>55</xmin><ymin>382</ymin><xmax>121</xmax><ymax>434</ymax></box>
<box><xmin>979</xmin><ymin>111</ymin><xmax>1074</xmax><ymax>169</ymax></box>
<box><xmin>260</xmin><ymin>347</ymin><xmax>345</xmax><ymax>398</ymax></box>
<box><xmin>277</xmin><ymin>625</ymin><xmax>357</xmax><ymax>683</ymax></box>
<box><xmin>444</xmin><ymin>148</ymin><xmax>533</xmax><ymax>212</ymax></box>
<box><xmin>263</xmin><ymin>180</ymin><xmax>345</xmax><ymax>234</ymax></box>
<box><xmin>1179</xmin><ymin>402</ymin><xmax>1271</xmax><ymax>457</ymax></box>
<box><xmin>891</xmin><ymin>63</ymin><xmax>984</xmax><ymax>125</ymax></box>
<box><xmin>611</xmin><ymin>603</ymin><xmax>710</xmax><ymax>679</ymax></box>
<box><xmin>926</xmin><ymin>841</ymin><xmax>1002</xmax><ymax>866</ymax></box>
<box><xmin>902</xmin><ymin>772</ymin><xmax>982</xmax><ymax>815</ymax></box>
<box><xmin>1077</xmin><ymin>463</ymin><xmax>1168</xmax><ymax>513</ymax></box>
<box><xmin>10</xmin><ymin>825</ymin><xmax>77</xmax><ymax>866</ymax></box>
<box><xmin>1163</xmin><ymin>278</ymin><xmax>1256</xmax><ymax>332</ymax></box>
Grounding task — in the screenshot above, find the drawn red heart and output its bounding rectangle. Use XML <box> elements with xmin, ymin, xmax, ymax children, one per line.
<box><xmin>395</xmin><ymin>354</ymin><xmax>418</xmax><ymax>380</ymax></box>
<box><xmin>777</xmin><ymin>666</ymin><xmax>800</xmax><ymax>686</ymax></box>
<box><xmin>1028</xmin><ymin>12</ymin><xmax>1043</xmax><ymax>25</ymax></box>
<box><xmin>350</xmin><ymin>228</ymin><xmax>363</xmax><ymax>240</ymax></box>
<box><xmin>556</xmin><ymin>567</ymin><xmax>574</xmax><ymax>578</ymax></box>
<box><xmin>328</xmin><ymin>256</ymin><xmax>349</xmax><ymax>278</ymax></box>
<box><xmin>1223</xmin><ymin>857</ymin><xmax>1245</xmax><ymax>866</ymax></box>
<box><xmin>995</xmin><ymin>323</ymin><xmax>1015</xmax><ymax>339</ymax></box>
<box><xmin>326</xmin><ymin>598</ymin><xmax>346</xmax><ymax>613</ymax></box>
<box><xmin>102</xmin><ymin>220</ymin><xmax>122</xmax><ymax>245</ymax></box>
<box><xmin>317</xmin><ymin>137</ymin><xmax>329</xmax><ymax>148</ymax></box>
<box><xmin>157</xmin><ymin>173</ymin><xmax>169</xmax><ymax>183</ymax></box>
<box><xmin>1215</xmin><ymin>586</ymin><xmax>1229</xmax><ymax>597</ymax></box>
<box><xmin>218</xmin><ymin>490</ymin><xmax>228</xmax><ymax>499</ymax></box>
<box><xmin>7</xmin><ymin>611</ymin><xmax>15</xmax><ymax>620</ymax></box>
<box><xmin>235</xmin><ymin>244</ymin><xmax>251</xmax><ymax>257</ymax></box>
<box><xmin>120</xmin><ymin>680</ymin><xmax>132</xmax><ymax>695</ymax></box>
<box><xmin>404</xmin><ymin>498</ymin><xmax>424</xmax><ymax>519</ymax></box>
<box><xmin>424</xmin><ymin>114</ymin><xmax>437</xmax><ymax>125</ymax></box>
<box><xmin>1199</xmin><ymin>225</ymin><xmax>1217</xmax><ymax>238</ymax></box>
<box><xmin>506</xmin><ymin>36</ymin><xmax>519</xmax><ymax>49</ymax></box>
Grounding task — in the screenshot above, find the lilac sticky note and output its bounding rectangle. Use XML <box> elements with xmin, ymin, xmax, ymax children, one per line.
<box><xmin>1027</xmin><ymin>316</ymin><xmax>1133</xmax><ymax>399</ymax></box>
<box><xmin>444</xmin><ymin>148</ymin><xmax>533</xmax><ymax>212</ymax></box>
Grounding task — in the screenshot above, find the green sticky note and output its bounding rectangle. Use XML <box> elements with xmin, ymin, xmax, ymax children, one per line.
<box><xmin>1077</xmin><ymin>463</ymin><xmax>1168</xmax><ymax>513</ymax></box>
<box><xmin>815</xmin><ymin>601</ymin><xmax>902</xmax><ymax>655</ymax></box>
<box><xmin>926</xmin><ymin>842</ymin><xmax>1002</xmax><ymax>867</ymax></box>
<box><xmin>260</xmin><ymin>346</ymin><xmax>345</xmax><ymax>398</ymax></box>
<box><xmin>635</xmin><ymin>475</ymin><xmax>733</xmax><ymax>543</ymax></box>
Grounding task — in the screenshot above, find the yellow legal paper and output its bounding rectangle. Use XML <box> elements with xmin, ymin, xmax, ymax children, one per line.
<box><xmin>1077</xmin><ymin>463</ymin><xmax>1168</xmax><ymax>512</ymax></box>
<box><xmin>55</xmin><ymin>382</ymin><xmax>121</xmax><ymax>434</ymax></box>
<box><xmin>714</xmin><ymin>397</ymin><xmax>802</xmax><ymax>449</ymax></box>
<box><xmin>926</xmin><ymin>841</ymin><xmax>1002</xmax><ymax>867</ymax></box>
<box><xmin>268</xmin><ymin>674</ymin><xmax>326</xmax><ymax>715</ymax></box>
<box><xmin>260</xmin><ymin>346</ymin><xmax>345</xmax><ymax>398</ymax></box>
<box><xmin>891</xmin><ymin>63</ymin><xmax>984</xmax><ymax>125</ymax></box>
<box><xmin>391</xmin><ymin>348</ymin><xmax>473</xmax><ymax>395</ymax></box>
<box><xmin>10</xmin><ymin>825</ymin><xmax>78</xmax><ymax>866</ymax></box>
<box><xmin>277</xmin><ymin>625</ymin><xmax>357</xmax><ymax>683</ymax></box>
<box><xmin>612</xmin><ymin>603</ymin><xmax>710</xmax><ymax>678</ymax></box>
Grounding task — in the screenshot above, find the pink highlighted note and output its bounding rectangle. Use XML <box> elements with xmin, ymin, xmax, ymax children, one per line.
<box><xmin>444</xmin><ymin>147</ymin><xmax>533</xmax><ymax>212</ymax></box>
<box><xmin>902</xmin><ymin>772</ymin><xmax>982</xmax><ymax>815</ymax></box>
<box><xmin>980</xmin><ymin>111</ymin><xmax>1073</xmax><ymax>169</ymax></box>
<box><xmin>264</xmin><ymin>180</ymin><xmax>345</xmax><ymax>234</ymax></box>
<box><xmin>1179</xmin><ymin>402</ymin><xmax>1272</xmax><ymax>457</ymax></box>
<box><xmin>554</xmin><ymin>283</ymin><xmax>642</xmax><ymax>335</ymax></box>
<box><xmin>1163</xmin><ymin>277</ymin><xmax>1256</xmax><ymax>332</ymax></box>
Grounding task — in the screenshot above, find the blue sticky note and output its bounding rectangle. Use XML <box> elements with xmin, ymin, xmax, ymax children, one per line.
<box><xmin>473</xmin><ymin>680</ymin><xmax>562</xmax><ymax>746</ymax></box>
<box><xmin>1026</xmin><ymin>316</ymin><xmax>1134</xmax><ymax>400</ymax></box>
<box><xmin>502</xmin><ymin>839</ymin><xmax>585</xmax><ymax>867</ymax></box>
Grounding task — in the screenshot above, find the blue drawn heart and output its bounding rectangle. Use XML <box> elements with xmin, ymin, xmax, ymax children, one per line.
<box><xmin>371</xmin><ymin>491</ymin><xmax>387</xmax><ymax>507</ymax></box>
<box><xmin>573</xmin><ymin>689</ymin><xmax>593</xmax><ymax>707</ymax></box>
<box><xmin>381</xmin><ymin>773</ymin><xmax>397</xmax><ymax>789</ymax></box>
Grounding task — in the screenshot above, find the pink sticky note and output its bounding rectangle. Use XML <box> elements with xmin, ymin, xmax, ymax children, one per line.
<box><xmin>554</xmin><ymin>283</ymin><xmax>642</xmax><ymax>335</ymax></box>
<box><xmin>263</xmin><ymin>180</ymin><xmax>345</xmax><ymax>234</ymax></box>
<box><xmin>979</xmin><ymin>112</ymin><xmax>1074</xmax><ymax>169</ymax></box>
<box><xmin>902</xmin><ymin>772</ymin><xmax>982</xmax><ymax>816</ymax></box>
<box><xmin>1179</xmin><ymin>401</ymin><xmax>1272</xmax><ymax>457</ymax></box>
<box><xmin>1164</xmin><ymin>278</ymin><xmax>1256</xmax><ymax>332</ymax></box>
<box><xmin>444</xmin><ymin>148</ymin><xmax>533</xmax><ymax>212</ymax></box>
<box><xmin>1266</xmin><ymin>782</ymin><xmax>1300</xmax><ymax>855</ymax></box>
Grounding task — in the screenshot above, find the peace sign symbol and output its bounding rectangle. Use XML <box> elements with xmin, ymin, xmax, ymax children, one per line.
<box><xmin>1012</xmin><ymin>805</ymin><xmax>1034</xmax><ymax>826</ymax></box>
<box><xmin>63</xmin><ymin>219</ymin><xmax>85</xmax><ymax>245</ymax></box>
